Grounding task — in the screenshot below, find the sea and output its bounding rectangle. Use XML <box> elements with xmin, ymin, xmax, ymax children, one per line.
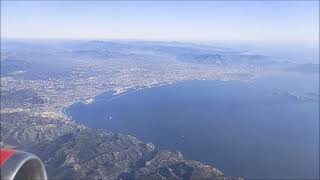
<box><xmin>66</xmin><ymin>71</ymin><xmax>319</xmax><ymax>179</ymax></box>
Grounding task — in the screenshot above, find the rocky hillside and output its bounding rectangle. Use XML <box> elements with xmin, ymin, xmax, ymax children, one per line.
<box><xmin>1</xmin><ymin>111</ymin><xmax>226</xmax><ymax>180</ymax></box>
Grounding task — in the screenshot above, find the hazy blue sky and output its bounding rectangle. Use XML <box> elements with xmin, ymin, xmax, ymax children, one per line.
<box><xmin>1</xmin><ymin>1</ymin><xmax>319</xmax><ymax>42</ymax></box>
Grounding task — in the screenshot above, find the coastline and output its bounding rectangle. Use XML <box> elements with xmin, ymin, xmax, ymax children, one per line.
<box><xmin>62</xmin><ymin>81</ymin><xmax>179</xmax><ymax>121</ymax></box>
<box><xmin>62</xmin><ymin>78</ymin><xmax>249</xmax><ymax>123</ymax></box>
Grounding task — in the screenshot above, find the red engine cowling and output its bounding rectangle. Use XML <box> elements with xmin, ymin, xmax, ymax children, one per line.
<box><xmin>0</xmin><ymin>148</ymin><xmax>47</xmax><ymax>180</ymax></box>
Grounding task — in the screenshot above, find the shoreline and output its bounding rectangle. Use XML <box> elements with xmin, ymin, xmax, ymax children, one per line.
<box><xmin>62</xmin><ymin>81</ymin><xmax>179</xmax><ymax>121</ymax></box>
<box><xmin>61</xmin><ymin>78</ymin><xmax>253</xmax><ymax>123</ymax></box>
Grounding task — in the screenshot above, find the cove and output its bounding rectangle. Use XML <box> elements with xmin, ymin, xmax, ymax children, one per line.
<box><xmin>66</xmin><ymin>72</ymin><xmax>319</xmax><ymax>179</ymax></box>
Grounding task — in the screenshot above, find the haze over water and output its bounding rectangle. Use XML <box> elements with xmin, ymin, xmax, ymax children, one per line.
<box><xmin>67</xmin><ymin>71</ymin><xmax>319</xmax><ymax>179</ymax></box>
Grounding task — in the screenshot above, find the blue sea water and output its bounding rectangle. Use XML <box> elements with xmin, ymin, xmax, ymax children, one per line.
<box><xmin>67</xmin><ymin>71</ymin><xmax>319</xmax><ymax>179</ymax></box>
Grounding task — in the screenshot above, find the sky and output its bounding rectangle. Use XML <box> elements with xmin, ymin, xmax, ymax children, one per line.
<box><xmin>1</xmin><ymin>1</ymin><xmax>319</xmax><ymax>42</ymax></box>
